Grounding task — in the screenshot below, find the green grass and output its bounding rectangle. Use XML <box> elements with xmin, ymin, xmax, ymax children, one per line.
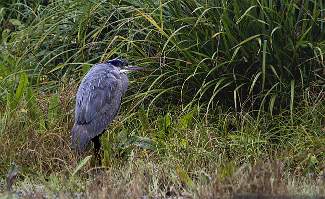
<box><xmin>0</xmin><ymin>0</ymin><xmax>324</xmax><ymax>197</ymax></box>
<box><xmin>0</xmin><ymin>85</ymin><xmax>324</xmax><ymax>197</ymax></box>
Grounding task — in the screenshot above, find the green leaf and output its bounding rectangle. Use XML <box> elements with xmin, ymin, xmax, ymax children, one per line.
<box><xmin>9</xmin><ymin>19</ymin><xmax>22</xmax><ymax>27</ymax></box>
<box><xmin>82</xmin><ymin>64</ymin><xmax>91</xmax><ymax>75</ymax></box>
<box><xmin>179</xmin><ymin>139</ymin><xmax>188</xmax><ymax>149</ymax></box>
<box><xmin>178</xmin><ymin>109</ymin><xmax>196</xmax><ymax>129</ymax></box>
<box><xmin>175</xmin><ymin>165</ymin><xmax>194</xmax><ymax>189</ymax></box>
<box><xmin>72</xmin><ymin>155</ymin><xmax>92</xmax><ymax>176</ymax></box>
<box><xmin>236</xmin><ymin>6</ymin><xmax>257</xmax><ymax>24</ymax></box>
<box><xmin>26</xmin><ymin>87</ymin><xmax>40</xmax><ymax>120</ymax></box>
<box><xmin>233</xmin><ymin>34</ymin><xmax>261</xmax><ymax>49</ymax></box>
<box><xmin>15</xmin><ymin>72</ymin><xmax>28</xmax><ymax>104</ymax></box>
<box><xmin>164</xmin><ymin>113</ymin><xmax>172</xmax><ymax>133</ymax></box>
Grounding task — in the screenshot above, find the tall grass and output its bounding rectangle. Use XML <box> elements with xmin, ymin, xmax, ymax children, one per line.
<box><xmin>1</xmin><ymin>0</ymin><xmax>324</xmax><ymax>113</ymax></box>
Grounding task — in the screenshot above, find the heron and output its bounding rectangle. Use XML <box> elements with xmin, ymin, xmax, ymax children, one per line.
<box><xmin>71</xmin><ymin>58</ymin><xmax>143</xmax><ymax>160</ymax></box>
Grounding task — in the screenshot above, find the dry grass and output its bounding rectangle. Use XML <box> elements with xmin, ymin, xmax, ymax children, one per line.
<box><xmin>1</xmin><ymin>159</ymin><xmax>324</xmax><ymax>198</ymax></box>
<box><xmin>0</xmin><ymin>84</ymin><xmax>324</xmax><ymax>198</ymax></box>
<box><xmin>0</xmin><ymin>83</ymin><xmax>78</xmax><ymax>175</ymax></box>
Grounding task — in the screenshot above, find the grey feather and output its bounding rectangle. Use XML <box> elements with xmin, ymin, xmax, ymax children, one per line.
<box><xmin>71</xmin><ymin>59</ymin><xmax>131</xmax><ymax>153</ymax></box>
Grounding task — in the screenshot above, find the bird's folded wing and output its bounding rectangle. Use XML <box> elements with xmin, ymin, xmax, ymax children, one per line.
<box><xmin>75</xmin><ymin>74</ymin><xmax>120</xmax><ymax>124</ymax></box>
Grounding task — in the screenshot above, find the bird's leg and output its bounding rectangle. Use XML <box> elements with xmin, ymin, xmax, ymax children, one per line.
<box><xmin>92</xmin><ymin>134</ymin><xmax>102</xmax><ymax>166</ymax></box>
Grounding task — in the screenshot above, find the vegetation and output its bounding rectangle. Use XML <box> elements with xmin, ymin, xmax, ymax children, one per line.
<box><xmin>0</xmin><ymin>0</ymin><xmax>324</xmax><ymax>198</ymax></box>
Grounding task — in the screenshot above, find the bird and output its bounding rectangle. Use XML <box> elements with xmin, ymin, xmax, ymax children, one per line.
<box><xmin>71</xmin><ymin>58</ymin><xmax>143</xmax><ymax>160</ymax></box>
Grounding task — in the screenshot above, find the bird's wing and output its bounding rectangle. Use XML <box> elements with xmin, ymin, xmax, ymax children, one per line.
<box><xmin>75</xmin><ymin>73</ymin><xmax>123</xmax><ymax>124</ymax></box>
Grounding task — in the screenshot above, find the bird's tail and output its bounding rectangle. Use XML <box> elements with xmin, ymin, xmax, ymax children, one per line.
<box><xmin>71</xmin><ymin>124</ymin><xmax>90</xmax><ymax>153</ymax></box>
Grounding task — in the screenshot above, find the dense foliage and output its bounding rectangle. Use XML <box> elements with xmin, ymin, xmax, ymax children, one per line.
<box><xmin>0</xmin><ymin>0</ymin><xmax>324</xmax><ymax>197</ymax></box>
<box><xmin>1</xmin><ymin>0</ymin><xmax>324</xmax><ymax>112</ymax></box>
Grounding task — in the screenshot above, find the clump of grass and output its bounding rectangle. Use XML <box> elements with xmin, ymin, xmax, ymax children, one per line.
<box><xmin>1</xmin><ymin>159</ymin><xmax>324</xmax><ymax>198</ymax></box>
<box><xmin>0</xmin><ymin>86</ymin><xmax>324</xmax><ymax>197</ymax></box>
<box><xmin>1</xmin><ymin>0</ymin><xmax>324</xmax><ymax>112</ymax></box>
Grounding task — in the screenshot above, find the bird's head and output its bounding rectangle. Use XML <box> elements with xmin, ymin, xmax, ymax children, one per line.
<box><xmin>106</xmin><ymin>58</ymin><xmax>143</xmax><ymax>73</ymax></box>
<box><xmin>106</xmin><ymin>58</ymin><xmax>128</xmax><ymax>68</ymax></box>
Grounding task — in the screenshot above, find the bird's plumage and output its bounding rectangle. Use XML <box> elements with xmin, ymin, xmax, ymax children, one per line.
<box><xmin>72</xmin><ymin>62</ymin><xmax>129</xmax><ymax>152</ymax></box>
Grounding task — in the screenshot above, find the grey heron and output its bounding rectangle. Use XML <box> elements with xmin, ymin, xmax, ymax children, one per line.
<box><xmin>71</xmin><ymin>58</ymin><xmax>143</xmax><ymax>160</ymax></box>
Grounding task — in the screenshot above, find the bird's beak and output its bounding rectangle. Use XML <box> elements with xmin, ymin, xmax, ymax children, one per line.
<box><xmin>120</xmin><ymin>65</ymin><xmax>144</xmax><ymax>72</ymax></box>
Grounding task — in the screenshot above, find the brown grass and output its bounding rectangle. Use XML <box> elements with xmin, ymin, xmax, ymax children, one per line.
<box><xmin>0</xmin><ymin>84</ymin><xmax>324</xmax><ymax>198</ymax></box>
<box><xmin>1</xmin><ymin>159</ymin><xmax>323</xmax><ymax>198</ymax></box>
